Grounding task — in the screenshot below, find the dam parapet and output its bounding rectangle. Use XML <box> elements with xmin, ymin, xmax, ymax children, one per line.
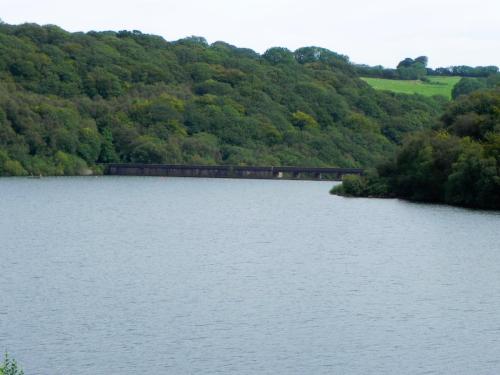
<box><xmin>103</xmin><ymin>164</ymin><xmax>364</xmax><ymax>181</ymax></box>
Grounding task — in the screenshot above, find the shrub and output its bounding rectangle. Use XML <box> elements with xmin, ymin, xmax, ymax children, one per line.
<box><xmin>341</xmin><ymin>174</ymin><xmax>367</xmax><ymax>196</ymax></box>
<box><xmin>0</xmin><ymin>150</ymin><xmax>28</xmax><ymax>176</ymax></box>
<box><xmin>1</xmin><ymin>353</ymin><xmax>24</xmax><ymax>375</ymax></box>
<box><xmin>54</xmin><ymin>151</ymin><xmax>88</xmax><ymax>175</ymax></box>
<box><xmin>2</xmin><ymin>160</ymin><xmax>28</xmax><ymax>176</ymax></box>
<box><xmin>331</xmin><ymin>174</ymin><xmax>367</xmax><ymax>197</ymax></box>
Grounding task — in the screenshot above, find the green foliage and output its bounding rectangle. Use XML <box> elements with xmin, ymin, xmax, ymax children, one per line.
<box><xmin>0</xmin><ymin>150</ymin><xmax>27</xmax><ymax>176</ymax></box>
<box><xmin>357</xmin><ymin>58</ymin><xmax>498</xmax><ymax>80</ymax></box>
<box><xmin>331</xmin><ymin>170</ymin><xmax>389</xmax><ymax>197</ymax></box>
<box><xmin>130</xmin><ymin>136</ymin><xmax>167</xmax><ymax>163</ymax></box>
<box><xmin>0</xmin><ymin>22</ymin><xmax>446</xmax><ymax>176</ymax></box>
<box><xmin>442</xmin><ymin>89</ymin><xmax>500</xmax><ymax>140</ymax></box>
<box><xmin>332</xmin><ymin>175</ymin><xmax>367</xmax><ymax>196</ymax></box>
<box><xmin>291</xmin><ymin>111</ymin><xmax>319</xmax><ymax>131</ymax></box>
<box><xmin>445</xmin><ymin>140</ymin><xmax>500</xmax><ymax>208</ymax></box>
<box><xmin>396</xmin><ymin>56</ymin><xmax>428</xmax><ymax>80</ymax></box>
<box><xmin>452</xmin><ymin>77</ymin><xmax>487</xmax><ymax>99</ymax></box>
<box><xmin>1</xmin><ymin>353</ymin><xmax>24</xmax><ymax>375</ymax></box>
<box><xmin>85</xmin><ymin>68</ymin><xmax>123</xmax><ymax>98</ymax></box>
<box><xmin>434</xmin><ymin>65</ymin><xmax>499</xmax><ymax>77</ymax></box>
<box><xmin>54</xmin><ymin>151</ymin><xmax>88</xmax><ymax>175</ymax></box>
<box><xmin>344</xmin><ymin>89</ymin><xmax>500</xmax><ymax>209</ymax></box>
<box><xmin>263</xmin><ymin>47</ymin><xmax>295</xmax><ymax>65</ymax></box>
<box><xmin>390</xmin><ymin>132</ymin><xmax>463</xmax><ymax>202</ymax></box>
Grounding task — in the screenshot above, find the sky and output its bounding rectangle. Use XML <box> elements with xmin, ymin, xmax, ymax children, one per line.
<box><xmin>1</xmin><ymin>0</ymin><xmax>499</xmax><ymax>68</ymax></box>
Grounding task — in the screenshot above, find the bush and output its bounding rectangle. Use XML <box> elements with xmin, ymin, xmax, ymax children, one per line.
<box><xmin>0</xmin><ymin>150</ymin><xmax>28</xmax><ymax>176</ymax></box>
<box><xmin>54</xmin><ymin>151</ymin><xmax>88</xmax><ymax>175</ymax></box>
<box><xmin>330</xmin><ymin>174</ymin><xmax>367</xmax><ymax>197</ymax></box>
<box><xmin>1</xmin><ymin>353</ymin><xmax>24</xmax><ymax>375</ymax></box>
<box><xmin>342</xmin><ymin>175</ymin><xmax>367</xmax><ymax>196</ymax></box>
<box><xmin>2</xmin><ymin>160</ymin><xmax>27</xmax><ymax>176</ymax></box>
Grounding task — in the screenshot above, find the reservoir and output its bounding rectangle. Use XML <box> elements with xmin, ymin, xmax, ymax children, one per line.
<box><xmin>1</xmin><ymin>177</ymin><xmax>500</xmax><ymax>375</ymax></box>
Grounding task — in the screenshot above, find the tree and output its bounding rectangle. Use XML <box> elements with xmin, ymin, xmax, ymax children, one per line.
<box><xmin>452</xmin><ymin>77</ymin><xmax>487</xmax><ymax>99</ymax></box>
<box><xmin>263</xmin><ymin>47</ymin><xmax>295</xmax><ymax>65</ymax></box>
<box><xmin>176</xmin><ymin>36</ymin><xmax>208</xmax><ymax>46</ymax></box>
<box><xmin>84</xmin><ymin>68</ymin><xmax>123</xmax><ymax>98</ymax></box>
<box><xmin>443</xmin><ymin>89</ymin><xmax>500</xmax><ymax>140</ymax></box>
<box><xmin>445</xmin><ymin>140</ymin><xmax>500</xmax><ymax>208</ymax></box>
<box><xmin>0</xmin><ymin>22</ymin><xmax>448</xmax><ymax>176</ymax></box>
<box><xmin>0</xmin><ymin>150</ymin><xmax>27</xmax><ymax>176</ymax></box>
<box><xmin>414</xmin><ymin>56</ymin><xmax>428</xmax><ymax>66</ymax></box>
<box><xmin>336</xmin><ymin>89</ymin><xmax>500</xmax><ymax>209</ymax></box>
<box><xmin>397</xmin><ymin>58</ymin><xmax>414</xmax><ymax>69</ymax></box>
<box><xmin>291</xmin><ymin>111</ymin><xmax>319</xmax><ymax>131</ymax></box>
<box><xmin>130</xmin><ymin>136</ymin><xmax>167</xmax><ymax>163</ymax></box>
<box><xmin>396</xmin><ymin>57</ymin><xmax>427</xmax><ymax>80</ymax></box>
<box><xmin>98</xmin><ymin>128</ymin><xmax>119</xmax><ymax>163</ymax></box>
<box><xmin>294</xmin><ymin>47</ymin><xmax>348</xmax><ymax>64</ymax></box>
<box><xmin>1</xmin><ymin>353</ymin><xmax>25</xmax><ymax>375</ymax></box>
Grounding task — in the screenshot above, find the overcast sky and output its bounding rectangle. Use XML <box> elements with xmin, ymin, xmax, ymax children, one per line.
<box><xmin>2</xmin><ymin>0</ymin><xmax>499</xmax><ymax>68</ymax></box>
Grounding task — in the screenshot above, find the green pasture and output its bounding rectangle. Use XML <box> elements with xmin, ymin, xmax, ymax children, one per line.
<box><xmin>361</xmin><ymin>76</ymin><xmax>461</xmax><ymax>99</ymax></box>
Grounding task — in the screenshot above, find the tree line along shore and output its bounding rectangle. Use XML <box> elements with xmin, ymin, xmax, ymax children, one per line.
<box><xmin>0</xmin><ymin>22</ymin><xmax>498</xmax><ymax>208</ymax></box>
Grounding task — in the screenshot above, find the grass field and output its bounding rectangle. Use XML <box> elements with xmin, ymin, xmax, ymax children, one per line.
<box><xmin>361</xmin><ymin>76</ymin><xmax>461</xmax><ymax>99</ymax></box>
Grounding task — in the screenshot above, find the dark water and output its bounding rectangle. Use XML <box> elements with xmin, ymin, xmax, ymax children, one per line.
<box><xmin>1</xmin><ymin>177</ymin><xmax>500</xmax><ymax>375</ymax></box>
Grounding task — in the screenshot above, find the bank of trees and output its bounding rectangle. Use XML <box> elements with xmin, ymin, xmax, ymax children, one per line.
<box><xmin>451</xmin><ymin>75</ymin><xmax>500</xmax><ymax>99</ymax></box>
<box><xmin>0</xmin><ymin>22</ymin><xmax>444</xmax><ymax>176</ymax></box>
<box><xmin>332</xmin><ymin>88</ymin><xmax>500</xmax><ymax>210</ymax></box>
<box><xmin>355</xmin><ymin>56</ymin><xmax>429</xmax><ymax>80</ymax></box>
<box><xmin>357</xmin><ymin>57</ymin><xmax>499</xmax><ymax>81</ymax></box>
<box><xmin>431</xmin><ymin>65</ymin><xmax>499</xmax><ymax>78</ymax></box>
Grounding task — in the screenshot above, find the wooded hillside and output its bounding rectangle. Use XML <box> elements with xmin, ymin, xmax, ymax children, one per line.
<box><xmin>0</xmin><ymin>22</ymin><xmax>444</xmax><ymax>176</ymax></box>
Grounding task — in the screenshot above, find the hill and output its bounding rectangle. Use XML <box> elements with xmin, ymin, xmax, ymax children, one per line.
<box><xmin>332</xmin><ymin>88</ymin><xmax>500</xmax><ymax>210</ymax></box>
<box><xmin>361</xmin><ymin>76</ymin><xmax>461</xmax><ymax>99</ymax></box>
<box><xmin>0</xmin><ymin>22</ymin><xmax>445</xmax><ymax>176</ymax></box>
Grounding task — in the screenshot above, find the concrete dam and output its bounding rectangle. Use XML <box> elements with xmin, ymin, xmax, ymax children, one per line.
<box><xmin>103</xmin><ymin>164</ymin><xmax>364</xmax><ymax>181</ymax></box>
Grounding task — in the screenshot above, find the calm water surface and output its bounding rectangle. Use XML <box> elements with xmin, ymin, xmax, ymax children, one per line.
<box><xmin>1</xmin><ymin>177</ymin><xmax>500</xmax><ymax>375</ymax></box>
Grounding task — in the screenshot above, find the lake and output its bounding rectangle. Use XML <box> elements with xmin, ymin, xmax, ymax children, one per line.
<box><xmin>1</xmin><ymin>177</ymin><xmax>500</xmax><ymax>375</ymax></box>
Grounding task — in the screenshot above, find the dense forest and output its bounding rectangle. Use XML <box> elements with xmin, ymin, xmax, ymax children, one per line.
<box><xmin>0</xmin><ymin>22</ymin><xmax>445</xmax><ymax>176</ymax></box>
<box><xmin>332</xmin><ymin>88</ymin><xmax>500</xmax><ymax>210</ymax></box>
